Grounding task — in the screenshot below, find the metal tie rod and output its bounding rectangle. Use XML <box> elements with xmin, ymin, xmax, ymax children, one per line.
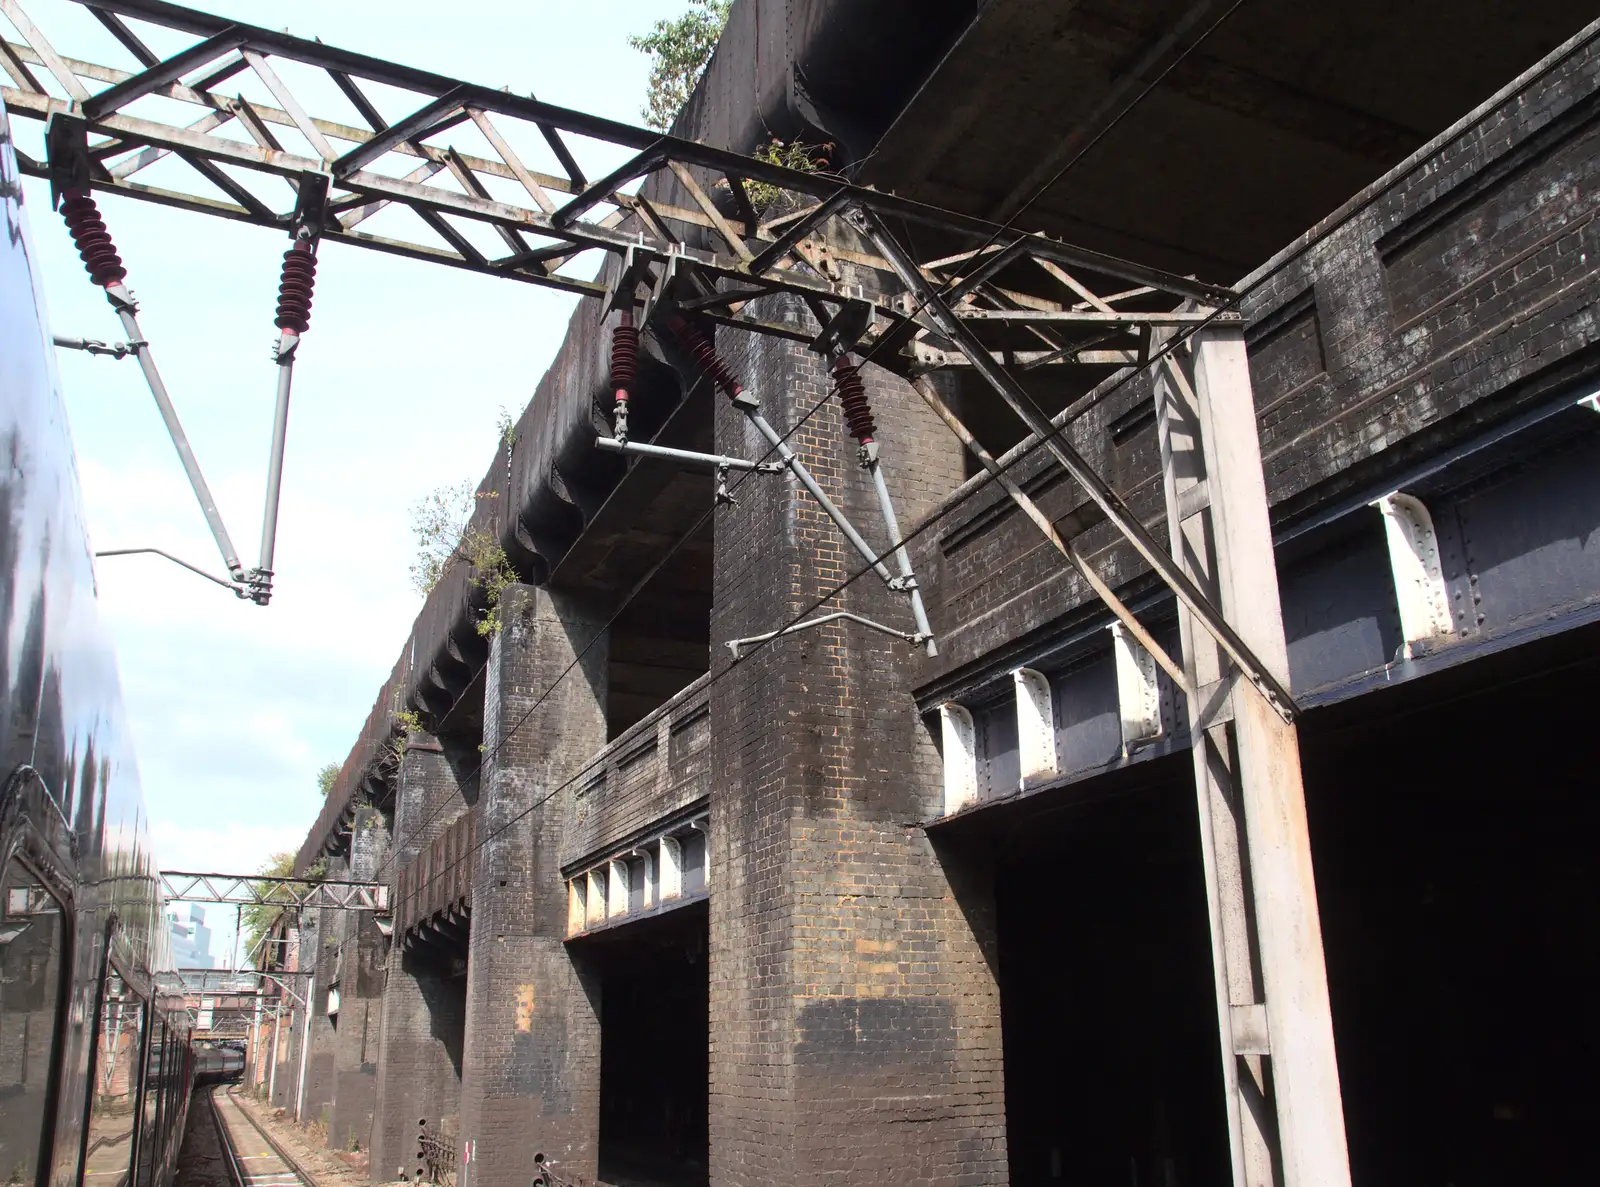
<box><xmin>104</xmin><ymin>282</ymin><xmax>247</xmax><ymax>582</ymax></box>
<box><xmin>595</xmin><ymin>435</ymin><xmax>782</xmax><ymax>473</ymax></box>
<box><xmin>726</xmin><ymin>610</ymin><xmax>929</xmax><ymax>657</ymax></box>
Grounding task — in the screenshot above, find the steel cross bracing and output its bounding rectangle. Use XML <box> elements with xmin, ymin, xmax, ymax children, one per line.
<box><xmin>159</xmin><ymin>869</ymin><xmax>389</xmax><ymax>912</ymax></box>
<box><xmin>0</xmin><ymin>0</ymin><xmax>1294</xmax><ymax>711</ymax></box>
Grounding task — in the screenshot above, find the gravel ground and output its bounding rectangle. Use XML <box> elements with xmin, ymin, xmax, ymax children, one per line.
<box><xmin>171</xmin><ymin>1090</ymin><xmax>231</xmax><ymax>1187</ymax></box>
<box><xmin>227</xmin><ymin>1089</ymin><xmax>374</xmax><ymax>1187</ymax></box>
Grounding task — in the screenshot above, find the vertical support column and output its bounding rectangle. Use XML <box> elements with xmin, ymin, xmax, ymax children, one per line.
<box><xmin>658</xmin><ymin>835</ymin><xmax>682</xmax><ymax>901</ymax></box>
<box><xmin>639</xmin><ymin>849</ymin><xmax>657</xmax><ymax>910</ymax></box>
<box><xmin>1111</xmin><ymin>622</ymin><xmax>1163</xmax><ymax>756</ymax></box>
<box><xmin>708</xmin><ymin>304</ymin><xmax>1007</xmax><ymax>1187</ymax></box>
<box><xmin>1371</xmin><ymin>493</ymin><xmax>1453</xmax><ymax>657</ymax></box>
<box><xmin>300</xmin><ymin>865</ymin><xmax>342</xmax><ymax>1129</ymax></box>
<box><xmin>328</xmin><ymin>806</ymin><xmax>391</xmax><ymax>1155</ymax></box>
<box><xmin>1154</xmin><ymin>326</ymin><xmax>1351</xmax><ymax>1187</ymax></box>
<box><xmin>458</xmin><ymin>584</ymin><xmax>607</xmax><ymax>1186</ymax></box>
<box><xmin>606</xmin><ymin>859</ymin><xmax>629</xmax><ymax>917</ymax></box>
<box><xmin>373</xmin><ymin>734</ymin><xmax>469</xmax><ymax>1183</ymax></box>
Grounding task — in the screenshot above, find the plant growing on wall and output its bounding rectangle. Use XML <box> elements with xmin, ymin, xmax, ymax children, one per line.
<box><xmin>316</xmin><ymin>762</ymin><xmax>339</xmax><ymax>798</ymax></box>
<box><xmin>391</xmin><ymin>707</ymin><xmax>425</xmax><ymax>761</ymax></box>
<box><xmin>740</xmin><ymin>138</ymin><xmax>834</xmax><ymax>212</ymax></box>
<box><xmin>408</xmin><ymin>483</ymin><xmax>519</xmax><ymax>638</ymax></box>
<box><xmin>629</xmin><ymin>0</ymin><xmax>731</xmax><ymax>131</ymax></box>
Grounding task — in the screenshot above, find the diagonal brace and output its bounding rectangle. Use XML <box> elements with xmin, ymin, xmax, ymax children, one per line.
<box><xmin>850</xmin><ymin>205</ymin><xmax>1296</xmax><ymax>722</ymax></box>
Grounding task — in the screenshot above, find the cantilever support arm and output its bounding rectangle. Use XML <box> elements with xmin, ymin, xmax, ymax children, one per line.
<box><xmin>863</xmin><ymin>451</ymin><xmax>937</xmax><ymax>657</ymax></box>
<box><xmin>253</xmin><ymin>329</ymin><xmax>298</xmax><ymax>605</ymax></box>
<box><xmin>95</xmin><ymin>547</ymin><xmax>249</xmax><ymax>596</ymax></box>
<box><xmin>102</xmin><ymin>283</ymin><xmax>247</xmax><ymax>582</ymax></box>
<box><xmin>850</xmin><ymin>206</ymin><xmax>1296</xmax><ymax>722</ymax></box>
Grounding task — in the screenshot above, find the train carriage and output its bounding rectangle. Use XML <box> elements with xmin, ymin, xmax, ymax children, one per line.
<box><xmin>0</xmin><ymin>92</ymin><xmax>196</xmax><ymax>1187</ymax></box>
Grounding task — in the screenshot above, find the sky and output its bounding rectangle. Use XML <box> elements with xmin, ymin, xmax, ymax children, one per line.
<box><xmin>9</xmin><ymin>0</ymin><xmax>688</xmax><ymax>966</ymax></box>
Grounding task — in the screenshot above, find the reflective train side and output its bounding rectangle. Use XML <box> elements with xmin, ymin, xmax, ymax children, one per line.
<box><xmin>0</xmin><ymin>94</ymin><xmax>196</xmax><ymax>1187</ymax></box>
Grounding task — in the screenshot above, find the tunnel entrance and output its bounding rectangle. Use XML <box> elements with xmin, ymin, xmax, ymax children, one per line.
<box><xmin>584</xmin><ymin>899</ymin><xmax>709</xmax><ymax>1187</ymax></box>
<box><xmin>989</xmin><ymin>764</ymin><xmax>1231</xmax><ymax>1186</ymax></box>
<box><xmin>1302</xmin><ymin>633</ymin><xmax>1600</xmax><ymax>1186</ymax></box>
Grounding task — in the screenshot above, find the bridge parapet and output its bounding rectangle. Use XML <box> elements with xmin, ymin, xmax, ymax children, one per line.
<box><xmin>560</xmin><ymin>671</ymin><xmax>712</xmax><ymax>874</ymax></box>
<box><xmin>395</xmin><ymin>807</ymin><xmax>477</xmax><ymax>940</ymax></box>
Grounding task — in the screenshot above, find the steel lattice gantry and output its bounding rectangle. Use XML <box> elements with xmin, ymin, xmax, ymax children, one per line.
<box><xmin>159</xmin><ymin>869</ymin><xmax>388</xmax><ymax>912</ymax></box>
<box><xmin>1</xmin><ymin>3</ymin><xmax>1351</xmax><ymax>1184</ymax></box>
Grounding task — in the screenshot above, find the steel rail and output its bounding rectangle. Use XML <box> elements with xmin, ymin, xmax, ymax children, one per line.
<box><xmin>207</xmin><ymin>1088</ymin><xmax>248</xmax><ymax>1187</ymax></box>
<box><xmin>214</xmin><ymin>1087</ymin><xmax>322</xmax><ymax>1187</ymax></box>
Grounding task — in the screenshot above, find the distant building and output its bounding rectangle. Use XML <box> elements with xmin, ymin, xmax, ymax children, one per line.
<box><xmin>167</xmin><ymin>903</ymin><xmax>214</xmax><ymax>969</ymax></box>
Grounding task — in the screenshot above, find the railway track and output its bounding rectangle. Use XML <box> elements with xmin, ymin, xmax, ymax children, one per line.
<box><xmin>207</xmin><ymin>1087</ymin><xmax>321</xmax><ymax>1187</ymax></box>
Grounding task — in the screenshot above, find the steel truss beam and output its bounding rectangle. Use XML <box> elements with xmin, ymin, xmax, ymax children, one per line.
<box><xmin>2</xmin><ymin>0</ymin><xmax>1225</xmax><ymax>345</ymax></box>
<box><xmin>0</xmin><ymin>0</ymin><xmax>1292</xmax><ymax>697</ymax></box>
<box><xmin>172</xmin><ymin>967</ymin><xmax>310</xmax><ymax>1008</ymax></box>
<box><xmin>0</xmin><ymin>0</ymin><xmax>1295</xmax><ymax>698</ymax></box>
<box><xmin>159</xmin><ymin>870</ymin><xmax>389</xmax><ymax>912</ymax></box>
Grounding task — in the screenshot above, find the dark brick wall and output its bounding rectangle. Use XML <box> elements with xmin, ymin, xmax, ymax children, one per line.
<box><xmin>372</xmin><ymin>738</ymin><xmax>471</xmax><ymax>1181</ymax></box>
<box><xmin>707</xmin><ymin>293</ymin><xmax>1006</xmax><ymax>1187</ymax></box>
<box><xmin>560</xmin><ymin>674</ymin><xmax>712</xmax><ymax>870</ymax></box>
<box><xmin>458</xmin><ymin>585</ymin><xmax>606</xmax><ymax>1187</ymax></box>
<box><xmin>328</xmin><ymin>808</ymin><xmax>390</xmax><ymax>1154</ymax></box>
<box><xmin>909</xmin><ymin>28</ymin><xmax>1600</xmax><ymax>689</ymax></box>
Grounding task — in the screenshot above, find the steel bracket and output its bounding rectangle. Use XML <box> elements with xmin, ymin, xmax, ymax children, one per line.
<box><xmin>289</xmin><ymin>169</ymin><xmax>330</xmax><ymax>238</ymax></box>
<box><xmin>43</xmin><ymin>110</ymin><xmax>90</xmax><ymax>208</ymax></box>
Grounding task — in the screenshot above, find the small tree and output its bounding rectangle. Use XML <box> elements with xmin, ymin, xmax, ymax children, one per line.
<box><xmin>629</xmin><ymin>0</ymin><xmax>732</xmax><ymax>131</ymax></box>
<box><xmin>408</xmin><ymin>480</ymin><xmax>476</xmax><ymax>597</ymax></box>
<box><xmin>240</xmin><ymin>852</ymin><xmax>295</xmax><ymax>966</ymax></box>
<box><xmin>316</xmin><ymin>763</ymin><xmax>340</xmax><ymax>798</ymax></box>
<box><xmin>408</xmin><ymin>482</ymin><xmax>518</xmax><ymax>637</ymax></box>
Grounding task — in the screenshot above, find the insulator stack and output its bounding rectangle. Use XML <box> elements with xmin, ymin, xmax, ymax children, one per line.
<box><xmin>667</xmin><ymin>315</ymin><xmax>743</xmax><ymax>399</ymax></box>
<box><xmin>274</xmin><ymin>240</ymin><xmax>317</xmax><ymax>334</ymax></box>
<box><xmin>831</xmin><ymin>356</ymin><xmax>876</xmax><ymax>444</ymax></box>
<box><xmin>611</xmin><ymin>315</ymin><xmax>640</xmax><ymax>403</ymax></box>
<box><xmin>59</xmin><ymin>190</ymin><xmax>126</xmax><ymax>287</ymax></box>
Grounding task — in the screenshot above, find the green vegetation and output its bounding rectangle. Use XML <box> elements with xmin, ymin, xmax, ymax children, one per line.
<box><xmin>743</xmin><ymin>138</ymin><xmax>832</xmax><ymax>211</ymax></box>
<box><xmin>408</xmin><ymin>483</ymin><xmax>518</xmax><ymax>638</ymax></box>
<box><xmin>239</xmin><ymin>851</ymin><xmax>294</xmax><ymax>966</ymax></box>
<box><xmin>629</xmin><ymin>0</ymin><xmax>731</xmax><ymax>131</ymax></box>
<box><xmin>316</xmin><ymin>762</ymin><xmax>339</xmax><ymax>798</ymax></box>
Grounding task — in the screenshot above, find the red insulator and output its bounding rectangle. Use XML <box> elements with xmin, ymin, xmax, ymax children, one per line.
<box><xmin>59</xmin><ymin>189</ymin><xmax>126</xmax><ymax>287</ymax></box>
<box><xmin>611</xmin><ymin>317</ymin><xmax>640</xmax><ymax>403</ymax></box>
<box><xmin>667</xmin><ymin>315</ymin><xmax>743</xmax><ymax>400</ymax></box>
<box><xmin>832</xmin><ymin>356</ymin><xmax>876</xmax><ymax>444</ymax></box>
<box><xmin>274</xmin><ymin>240</ymin><xmax>317</xmax><ymax>334</ymax></box>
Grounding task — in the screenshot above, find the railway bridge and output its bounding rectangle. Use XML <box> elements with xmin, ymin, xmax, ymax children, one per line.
<box><xmin>41</xmin><ymin>1</ymin><xmax>1594</xmax><ymax>1185</ymax></box>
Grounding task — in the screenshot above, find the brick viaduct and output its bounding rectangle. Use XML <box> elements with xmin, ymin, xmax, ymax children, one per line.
<box><xmin>253</xmin><ymin>4</ymin><xmax>1600</xmax><ymax>1185</ymax></box>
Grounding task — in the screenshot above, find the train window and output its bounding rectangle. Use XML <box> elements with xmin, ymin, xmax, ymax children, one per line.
<box><xmin>132</xmin><ymin>1020</ymin><xmax>166</xmax><ymax>1187</ymax></box>
<box><xmin>0</xmin><ymin>859</ymin><xmax>68</xmax><ymax>1187</ymax></box>
<box><xmin>84</xmin><ymin>970</ymin><xmax>144</xmax><ymax>1187</ymax></box>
